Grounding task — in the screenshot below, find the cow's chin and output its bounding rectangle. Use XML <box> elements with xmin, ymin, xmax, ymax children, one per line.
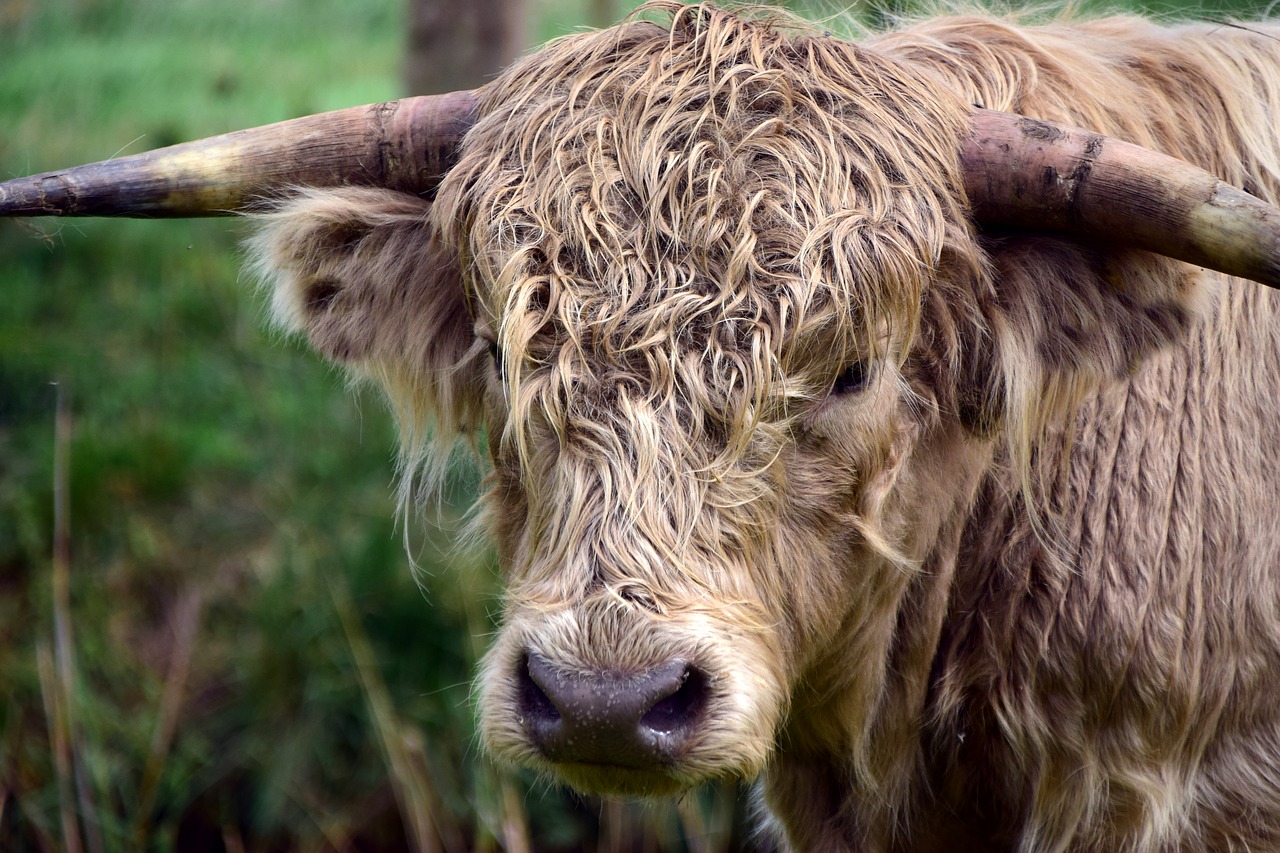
<box><xmin>476</xmin><ymin>606</ymin><xmax>787</xmax><ymax>797</ymax></box>
<box><xmin>540</xmin><ymin>763</ymin><xmax>693</xmax><ymax>798</ymax></box>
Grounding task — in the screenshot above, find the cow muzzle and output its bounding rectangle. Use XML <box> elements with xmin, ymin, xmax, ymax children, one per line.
<box><xmin>519</xmin><ymin>652</ymin><xmax>708</xmax><ymax>768</ymax></box>
<box><xmin>479</xmin><ymin>604</ymin><xmax>785</xmax><ymax>796</ymax></box>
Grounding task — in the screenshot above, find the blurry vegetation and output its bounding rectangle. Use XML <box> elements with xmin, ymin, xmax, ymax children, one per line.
<box><xmin>405</xmin><ymin>0</ymin><xmax>529</xmax><ymax>95</ymax></box>
<box><xmin>2</xmin><ymin>0</ymin><xmax>1278</xmax><ymax>850</ymax></box>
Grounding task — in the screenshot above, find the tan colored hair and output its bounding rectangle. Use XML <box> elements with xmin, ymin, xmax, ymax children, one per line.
<box><xmin>252</xmin><ymin>6</ymin><xmax>1280</xmax><ymax>849</ymax></box>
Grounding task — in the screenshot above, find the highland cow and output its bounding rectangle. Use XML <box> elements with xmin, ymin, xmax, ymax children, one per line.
<box><xmin>5</xmin><ymin>4</ymin><xmax>1280</xmax><ymax>850</ymax></box>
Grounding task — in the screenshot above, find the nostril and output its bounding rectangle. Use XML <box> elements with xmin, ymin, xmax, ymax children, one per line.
<box><xmin>640</xmin><ymin>665</ymin><xmax>707</xmax><ymax>735</ymax></box>
<box><xmin>517</xmin><ymin>653</ymin><xmax>560</xmax><ymax>724</ymax></box>
<box><xmin>518</xmin><ymin>654</ymin><xmax>709</xmax><ymax>767</ymax></box>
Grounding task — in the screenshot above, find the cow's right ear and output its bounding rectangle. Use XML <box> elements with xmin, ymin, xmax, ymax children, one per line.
<box><xmin>249</xmin><ymin>187</ymin><xmax>485</xmax><ymax>447</ymax></box>
<box><xmin>252</xmin><ymin>187</ymin><xmax>471</xmax><ymax>365</ymax></box>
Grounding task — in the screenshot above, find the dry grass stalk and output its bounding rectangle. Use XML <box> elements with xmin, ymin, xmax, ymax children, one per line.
<box><xmin>498</xmin><ymin>776</ymin><xmax>531</xmax><ymax>853</ymax></box>
<box><xmin>132</xmin><ymin>587</ymin><xmax>206</xmax><ymax>846</ymax></box>
<box><xmin>676</xmin><ymin>794</ymin><xmax>711</xmax><ymax>853</ymax></box>
<box><xmin>329</xmin><ymin>569</ymin><xmax>450</xmax><ymax>853</ymax></box>
<box><xmin>48</xmin><ymin>384</ymin><xmax>105</xmax><ymax>853</ymax></box>
<box><xmin>221</xmin><ymin>824</ymin><xmax>247</xmax><ymax>853</ymax></box>
<box><xmin>36</xmin><ymin>643</ymin><xmax>80</xmax><ymax>853</ymax></box>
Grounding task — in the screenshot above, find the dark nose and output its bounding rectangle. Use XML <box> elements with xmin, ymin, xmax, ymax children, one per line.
<box><xmin>518</xmin><ymin>652</ymin><xmax>708</xmax><ymax>768</ymax></box>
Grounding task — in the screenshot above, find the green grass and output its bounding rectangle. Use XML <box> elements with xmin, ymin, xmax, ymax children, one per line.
<box><xmin>3</xmin><ymin>0</ymin><xmax>1279</xmax><ymax>849</ymax></box>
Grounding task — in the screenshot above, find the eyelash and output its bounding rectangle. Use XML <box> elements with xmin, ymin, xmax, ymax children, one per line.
<box><xmin>832</xmin><ymin>360</ymin><xmax>872</xmax><ymax>395</ymax></box>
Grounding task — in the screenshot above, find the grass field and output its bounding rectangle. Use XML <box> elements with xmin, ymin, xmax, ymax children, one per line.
<box><xmin>1</xmin><ymin>0</ymin><xmax>1276</xmax><ymax>850</ymax></box>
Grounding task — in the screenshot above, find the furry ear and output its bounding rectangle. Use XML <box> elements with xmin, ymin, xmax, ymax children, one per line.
<box><xmin>251</xmin><ymin>186</ymin><xmax>473</xmax><ymax>367</ymax></box>
<box><xmin>961</xmin><ymin>234</ymin><xmax>1206</xmax><ymax>466</ymax></box>
<box><xmin>249</xmin><ymin>187</ymin><xmax>486</xmax><ymax>487</ymax></box>
<box><xmin>989</xmin><ymin>237</ymin><xmax>1202</xmax><ymax>383</ymax></box>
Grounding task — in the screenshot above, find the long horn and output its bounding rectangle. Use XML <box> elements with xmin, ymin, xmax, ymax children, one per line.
<box><xmin>0</xmin><ymin>91</ymin><xmax>477</xmax><ymax>217</ymax></box>
<box><xmin>8</xmin><ymin>97</ymin><xmax>1280</xmax><ymax>288</ymax></box>
<box><xmin>962</xmin><ymin>107</ymin><xmax>1280</xmax><ymax>288</ymax></box>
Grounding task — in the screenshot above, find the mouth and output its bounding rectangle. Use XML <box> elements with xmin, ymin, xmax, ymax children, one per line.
<box><xmin>547</xmin><ymin>762</ymin><xmax>695</xmax><ymax>797</ymax></box>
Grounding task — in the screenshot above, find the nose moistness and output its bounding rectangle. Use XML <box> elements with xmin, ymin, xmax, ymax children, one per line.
<box><xmin>518</xmin><ymin>653</ymin><xmax>708</xmax><ymax>768</ymax></box>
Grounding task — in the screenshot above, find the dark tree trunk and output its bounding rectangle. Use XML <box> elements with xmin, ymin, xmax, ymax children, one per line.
<box><xmin>404</xmin><ymin>0</ymin><xmax>529</xmax><ymax>95</ymax></box>
<box><xmin>588</xmin><ymin>0</ymin><xmax>615</xmax><ymax>29</ymax></box>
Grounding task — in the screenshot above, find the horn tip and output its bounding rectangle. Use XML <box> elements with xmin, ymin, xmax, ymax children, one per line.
<box><xmin>0</xmin><ymin>173</ymin><xmax>74</xmax><ymax>217</ymax></box>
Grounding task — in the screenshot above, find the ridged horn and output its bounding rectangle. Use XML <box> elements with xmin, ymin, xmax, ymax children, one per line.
<box><xmin>962</xmin><ymin>107</ymin><xmax>1280</xmax><ymax>288</ymax></box>
<box><xmin>8</xmin><ymin>97</ymin><xmax>1280</xmax><ymax>289</ymax></box>
<box><xmin>0</xmin><ymin>91</ymin><xmax>477</xmax><ymax>218</ymax></box>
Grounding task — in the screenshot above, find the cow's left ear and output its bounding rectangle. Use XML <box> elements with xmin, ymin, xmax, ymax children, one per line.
<box><xmin>959</xmin><ymin>235</ymin><xmax>1207</xmax><ymax>440</ymax></box>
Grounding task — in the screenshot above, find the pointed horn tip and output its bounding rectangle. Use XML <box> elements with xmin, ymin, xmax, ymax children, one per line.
<box><xmin>0</xmin><ymin>168</ymin><xmax>229</xmax><ymax>219</ymax></box>
<box><xmin>1</xmin><ymin>90</ymin><xmax>481</xmax><ymax>219</ymax></box>
<box><xmin>0</xmin><ymin>172</ymin><xmax>73</xmax><ymax>217</ymax></box>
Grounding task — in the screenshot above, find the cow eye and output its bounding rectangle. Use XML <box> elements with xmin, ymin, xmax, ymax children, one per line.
<box><xmin>486</xmin><ymin>339</ymin><xmax>504</xmax><ymax>377</ymax></box>
<box><xmin>832</xmin><ymin>360</ymin><xmax>872</xmax><ymax>395</ymax></box>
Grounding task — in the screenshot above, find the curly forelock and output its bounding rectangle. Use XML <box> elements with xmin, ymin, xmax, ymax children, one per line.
<box><xmin>431</xmin><ymin>1</ymin><xmax>975</xmax><ymax>600</ymax></box>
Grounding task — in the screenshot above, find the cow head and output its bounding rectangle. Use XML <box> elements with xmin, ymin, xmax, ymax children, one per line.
<box><xmin>256</xmin><ymin>6</ymin><xmax>998</xmax><ymax>794</ymax></box>
<box><xmin>5</xmin><ymin>0</ymin><xmax>1278</xmax><ymax>799</ymax></box>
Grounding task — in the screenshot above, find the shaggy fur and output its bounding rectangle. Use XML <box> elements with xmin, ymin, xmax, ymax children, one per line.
<box><xmin>253</xmin><ymin>4</ymin><xmax>1280</xmax><ymax>850</ymax></box>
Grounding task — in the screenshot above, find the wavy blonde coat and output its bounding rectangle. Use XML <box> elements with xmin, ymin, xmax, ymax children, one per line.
<box><xmin>254</xmin><ymin>5</ymin><xmax>1280</xmax><ymax>850</ymax></box>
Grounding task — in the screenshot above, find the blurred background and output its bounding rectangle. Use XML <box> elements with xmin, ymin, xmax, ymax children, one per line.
<box><xmin>0</xmin><ymin>0</ymin><xmax>1274</xmax><ymax>849</ymax></box>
